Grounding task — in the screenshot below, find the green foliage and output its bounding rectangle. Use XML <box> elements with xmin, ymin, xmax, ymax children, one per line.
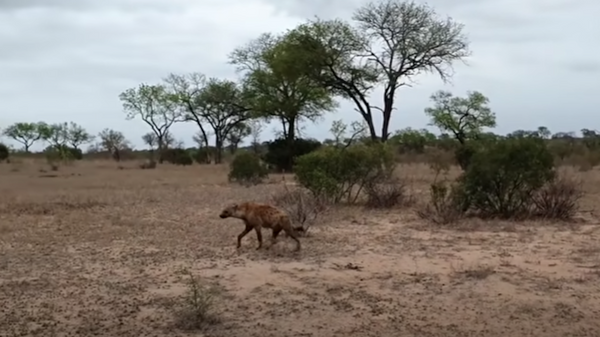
<box><xmin>0</xmin><ymin>143</ymin><xmax>9</xmax><ymax>161</ymax></box>
<box><xmin>44</xmin><ymin>145</ymin><xmax>81</xmax><ymax>169</ymax></box>
<box><xmin>229</xmin><ymin>30</ymin><xmax>337</xmax><ymax>157</ymax></box>
<box><xmin>228</xmin><ymin>152</ymin><xmax>269</xmax><ymax>186</ymax></box>
<box><xmin>418</xmin><ymin>180</ymin><xmax>466</xmax><ymax>225</ymax></box>
<box><xmin>2</xmin><ymin>122</ymin><xmax>45</xmax><ymax>152</ymax></box>
<box><xmin>294</xmin><ymin>143</ymin><xmax>395</xmax><ymax>203</ymax></box>
<box><xmin>459</xmin><ymin>137</ymin><xmax>555</xmax><ymax>218</ymax></box>
<box><xmin>263</xmin><ymin>138</ymin><xmax>322</xmax><ymax>172</ymax></box>
<box><xmin>163</xmin><ymin>148</ymin><xmax>193</xmax><ymax>166</ymax></box>
<box><xmin>193</xmin><ymin>147</ymin><xmax>213</xmax><ymax>164</ymax></box>
<box><xmin>453</xmin><ymin>142</ymin><xmax>478</xmax><ymax>170</ymax></box>
<box><xmin>425</xmin><ymin>90</ymin><xmax>496</xmax><ymax>169</ymax></box>
<box><xmin>425</xmin><ymin>90</ymin><xmax>496</xmax><ymax>145</ymax></box>
<box><xmin>66</xmin><ymin>122</ymin><xmax>94</xmax><ymax>149</ymax></box>
<box><xmin>44</xmin><ymin>145</ymin><xmax>82</xmax><ymax>160</ymax></box>
<box><xmin>389</xmin><ymin>127</ymin><xmax>437</xmax><ymax>153</ymax></box>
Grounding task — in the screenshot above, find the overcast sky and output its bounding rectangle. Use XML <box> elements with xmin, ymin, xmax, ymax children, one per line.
<box><xmin>0</xmin><ymin>0</ymin><xmax>598</xmax><ymax>150</ymax></box>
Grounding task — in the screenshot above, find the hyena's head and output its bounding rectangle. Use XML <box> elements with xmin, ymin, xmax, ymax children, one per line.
<box><xmin>219</xmin><ymin>203</ymin><xmax>242</xmax><ymax>219</ymax></box>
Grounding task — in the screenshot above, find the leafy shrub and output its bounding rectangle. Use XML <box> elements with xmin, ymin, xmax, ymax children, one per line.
<box><xmin>44</xmin><ymin>145</ymin><xmax>82</xmax><ymax>160</ymax></box>
<box><xmin>459</xmin><ymin>137</ymin><xmax>555</xmax><ymax>218</ymax></box>
<box><xmin>228</xmin><ymin>152</ymin><xmax>268</xmax><ymax>186</ymax></box>
<box><xmin>194</xmin><ymin>148</ymin><xmax>212</xmax><ymax>164</ymax></box>
<box><xmin>532</xmin><ymin>173</ymin><xmax>583</xmax><ymax>220</ymax></box>
<box><xmin>364</xmin><ymin>176</ymin><xmax>412</xmax><ymax>209</ymax></box>
<box><xmin>294</xmin><ymin>143</ymin><xmax>395</xmax><ymax>203</ymax></box>
<box><xmin>270</xmin><ymin>184</ymin><xmax>327</xmax><ymax>235</ymax></box>
<box><xmin>44</xmin><ymin>145</ymin><xmax>81</xmax><ymax>169</ymax></box>
<box><xmin>0</xmin><ymin>143</ymin><xmax>9</xmax><ymax>162</ymax></box>
<box><xmin>454</xmin><ymin>142</ymin><xmax>478</xmax><ymax>170</ymax></box>
<box><xmin>163</xmin><ymin>148</ymin><xmax>193</xmax><ymax>166</ymax></box>
<box><xmin>263</xmin><ymin>138</ymin><xmax>322</xmax><ymax>172</ymax></box>
<box><xmin>417</xmin><ymin>180</ymin><xmax>466</xmax><ymax>225</ymax></box>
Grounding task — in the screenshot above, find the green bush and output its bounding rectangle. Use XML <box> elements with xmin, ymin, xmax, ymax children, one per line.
<box><xmin>163</xmin><ymin>148</ymin><xmax>193</xmax><ymax>166</ymax></box>
<box><xmin>263</xmin><ymin>138</ymin><xmax>322</xmax><ymax>172</ymax></box>
<box><xmin>454</xmin><ymin>142</ymin><xmax>478</xmax><ymax>170</ymax></box>
<box><xmin>418</xmin><ymin>180</ymin><xmax>466</xmax><ymax>225</ymax></box>
<box><xmin>44</xmin><ymin>145</ymin><xmax>82</xmax><ymax>161</ymax></box>
<box><xmin>0</xmin><ymin>143</ymin><xmax>9</xmax><ymax>162</ymax></box>
<box><xmin>193</xmin><ymin>148</ymin><xmax>213</xmax><ymax>164</ymax></box>
<box><xmin>228</xmin><ymin>152</ymin><xmax>269</xmax><ymax>186</ymax></box>
<box><xmin>294</xmin><ymin>143</ymin><xmax>395</xmax><ymax>203</ymax></box>
<box><xmin>459</xmin><ymin>137</ymin><xmax>555</xmax><ymax>218</ymax></box>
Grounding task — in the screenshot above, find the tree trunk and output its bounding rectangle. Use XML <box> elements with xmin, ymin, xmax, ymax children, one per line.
<box><xmin>380</xmin><ymin>95</ymin><xmax>394</xmax><ymax>142</ymax></box>
<box><xmin>285</xmin><ymin>118</ymin><xmax>296</xmax><ymax>173</ymax></box>
<box><xmin>214</xmin><ymin>135</ymin><xmax>223</xmax><ymax>164</ymax></box>
<box><xmin>157</xmin><ymin>136</ymin><xmax>164</xmax><ymax>163</ymax></box>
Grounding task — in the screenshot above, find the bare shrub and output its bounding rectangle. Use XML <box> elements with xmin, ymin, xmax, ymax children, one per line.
<box><xmin>417</xmin><ymin>180</ymin><xmax>465</xmax><ymax>225</ymax></box>
<box><xmin>139</xmin><ymin>160</ymin><xmax>157</xmax><ymax>169</ymax></box>
<box><xmin>174</xmin><ymin>269</ymin><xmax>220</xmax><ymax>330</ymax></box>
<box><xmin>533</xmin><ymin>173</ymin><xmax>583</xmax><ymax>220</ymax></box>
<box><xmin>271</xmin><ymin>183</ymin><xmax>327</xmax><ymax>235</ymax></box>
<box><xmin>364</xmin><ymin>176</ymin><xmax>413</xmax><ymax>209</ymax></box>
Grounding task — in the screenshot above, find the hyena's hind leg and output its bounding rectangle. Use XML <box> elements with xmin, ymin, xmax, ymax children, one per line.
<box><xmin>267</xmin><ymin>225</ymin><xmax>283</xmax><ymax>250</ymax></box>
<box><xmin>283</xmin><ymin>226</ymin><xmax>301</xmax><ymax>251</ymax></box>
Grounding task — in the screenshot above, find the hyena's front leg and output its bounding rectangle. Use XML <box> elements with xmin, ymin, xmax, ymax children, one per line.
<box><xmin>254</xmin><ymin>227</ymin><xmax>263</xmax><ymax>250</ymax></box>
<box><xmin>237</xmin><ymin>225</ymin><xmax>252</xmax><ymax>249</ymax></box>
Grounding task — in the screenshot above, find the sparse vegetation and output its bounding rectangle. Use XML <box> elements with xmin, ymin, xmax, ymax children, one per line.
<box><xmin>174</xmin><ymin>269</ymin><xmax>221</xmax><ymax>330</ymax></box>
<box><xmin>1</xmin><ymin>0</ymin><xmax>598</xmax><ymax>335</ymax></box>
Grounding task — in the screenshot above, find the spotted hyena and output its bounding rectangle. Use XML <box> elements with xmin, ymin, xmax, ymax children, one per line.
<box><xmin>219</xmin><ymin>202</ymin><xmax>301</xmax><ymax>251</ymax></box>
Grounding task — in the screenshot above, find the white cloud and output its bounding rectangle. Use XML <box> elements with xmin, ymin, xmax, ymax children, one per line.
<box><xmin>0</xmin><ymin>0</ymin><xmax>598</xmax><ymax>150</ymax></box>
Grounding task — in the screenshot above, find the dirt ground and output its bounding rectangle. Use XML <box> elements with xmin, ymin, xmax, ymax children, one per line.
<box><xmin>1</xmin><ymin>159</ymin><xmax>600</xmax><ymax>337</ymax></box>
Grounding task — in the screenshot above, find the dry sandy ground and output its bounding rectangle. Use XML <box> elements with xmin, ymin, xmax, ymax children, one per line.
<box><xmin>1</xmin><ymin>160</ymin><xmax>600</xmax><ymax>337</ymax></box>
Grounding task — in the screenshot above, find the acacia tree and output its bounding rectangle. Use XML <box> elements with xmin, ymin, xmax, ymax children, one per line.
<box><xmin>196</xmin><ymin>78</ymin><xmax>253</xmax><ymax>163</ymax></box>
<box><xmin>98</xmin><ymin>128</ymin><xmax>130</xmax><ymax>151</ymax></box>
<box><xmin>164</xmin><ymin>73</ymin><xmax>212</xmax><ymax>151</ymax></box>
<box><xmin>98</xmin><ymin>128</ymin><xmax>130</xmax><ymax>161</ymax></box>
<box><xmin>2</xmin><ymin>122</ymin><xmax>46</xmax><ymax>152</ymax></box>
<box><xmin>288</xmin><ymin>0</ymin><xmax>470</xmax><ymax>141</ymax></box>
<box><xmin>424</xmin><ymin>90</ymin><xmax>495</xmax><ymax>145</ymax></box>
<box><xmin>425</xmin><ymin>90</ymin><xmax>495</xmax><ymax>169</ymax></box>
<box><xmin>229</xmin><ymin>31</ymin><xmax>337</xmax><ymax>166</ymax></box>
<box><xmin>66</xmin><ymin>122</ymin><xmax>93</xmax><ymax>150</ymax></box>
<box><xmin>41</xmin><ymin>123</ymin><xmax>70</xmax><ymax>147</ymax></box>
<box><xmin>119</xmin><ymin>84</ymin><xmax>183</xmax><ymax>162</ymax></box>
<box><xmin>226</xmin><ymin>122</ymin><xmax>252</xmax><ymax>154</ymax></box>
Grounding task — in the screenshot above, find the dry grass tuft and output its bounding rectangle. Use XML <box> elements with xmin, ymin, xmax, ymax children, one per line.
<box><xmin>451</xmin><ymin>263</ymin><xmax>496</xmax><ymax>281</ymax></box>
<box><xmin>533</xmin><ymin>173</ymin><xmax>584</xmax><ymax>220</ymax></box>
